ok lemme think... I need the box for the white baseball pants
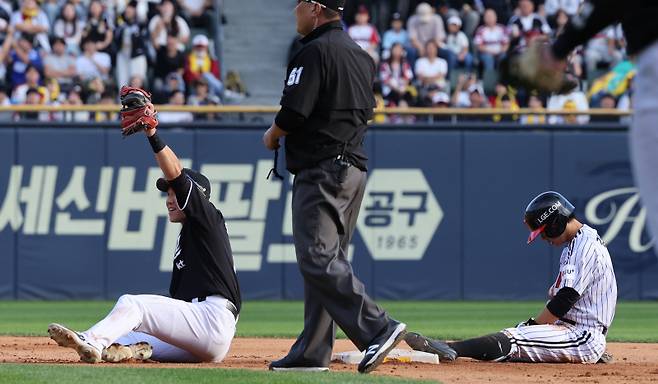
[502,323,606,363]
[82,294,237,362]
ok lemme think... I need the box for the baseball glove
[120,86,158,136]
[500,40,578,95]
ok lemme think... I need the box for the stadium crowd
[0,0,633,124]
[342,0,633,123]
[0,0,250,122]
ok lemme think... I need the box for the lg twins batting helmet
[524,191,575,243]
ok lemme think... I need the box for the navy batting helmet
[524,191,575,243]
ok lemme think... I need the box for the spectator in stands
[414,40,448,92]
[95,89,119,122]
[0,85,11,121]
[521,91,547,124]
[407,2,455,71]
[445,16,472,72]
[158,90,193,123]
[62,84,89,122]
[380,42,415,107]
[382,13,411,61]
[452,73,488,107]
[18,87,49,121]
[551,8,570,38]
[188,77,219,120]
[114,2,148,89]
[590,93,620,123]
[42,0,60,28]
[584,24,625,75]
[0,24,12,82]
[0,4,11,46]
[223,70,249,103]
[12,64,48,104]
[473,8,509,71]
[154,34,185,93]
[84,75,106,104]
[76,37,111,81]
[11,0,51,52]
[178,0,215,36]
[149,0,190,52]
[81,0,114,54]
[543,0,580,25]
[547,88,589,124]
[9,33,43,88]
[507,0,550,48]
[45,37,76,91]
[491,83,519,122]
[53,2,84,55]
[183,34,222,98]
[348,5,381,64]
[154,71,185,103]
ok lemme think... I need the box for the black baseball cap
[156,168,211,199]
[311,0,345,12]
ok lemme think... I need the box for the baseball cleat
[404,332,457,362]
[597,350,613,364]
[102,342,153,363]
[358,320,407,374]
[48,323,102,363]
[269,355,329,372]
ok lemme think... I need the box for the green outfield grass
[0,364,432,384]
[0,300,656,342]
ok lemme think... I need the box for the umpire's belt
[560,318,607,335]
[191,296,239,320]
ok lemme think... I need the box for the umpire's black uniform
[272,19,394,367]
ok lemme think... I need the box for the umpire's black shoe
[269,355,329,372]
[404,332,457,362]
[358,320,407,374]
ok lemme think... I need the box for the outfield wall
[1,123,656,300]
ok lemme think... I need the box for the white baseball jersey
[503,224,617,363]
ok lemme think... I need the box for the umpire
[263,0,406,375]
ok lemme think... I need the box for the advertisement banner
[0,126,655,300]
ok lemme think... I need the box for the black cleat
[269,354,329,372]
[358,321,407,374]
[404,332,457,362]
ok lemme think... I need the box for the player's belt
[191,296,239,320]
[560,317,608,335]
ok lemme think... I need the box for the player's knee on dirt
[448,332,511,361]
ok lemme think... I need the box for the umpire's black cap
[156,168,211,199]
[312,0,345,12]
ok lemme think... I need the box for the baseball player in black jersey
[405,191,617,364]
[263,0,407,374]
[510,1,658,256]
[48,88,241,363]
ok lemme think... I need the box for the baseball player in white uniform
[47,88,241,363]
[406,191,618,364]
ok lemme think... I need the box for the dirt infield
[1,337,657,383]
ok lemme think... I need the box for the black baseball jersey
[553,0,658,58]
[277,20,376,174]
[168,171,241,313]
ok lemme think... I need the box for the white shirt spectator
[76,51,111,80]
[408,11,446,47]
[544,0,581,16]
[473,24,509,55]
[414,56,448,85]
[11,8,51,52]
[547,91,590,124]
[445,31,469,56]
[148,15,190,51]
[348,24,380,52]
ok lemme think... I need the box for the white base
[332,348,439,365]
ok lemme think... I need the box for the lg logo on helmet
[538,202,562,224]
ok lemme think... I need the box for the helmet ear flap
[544,214,569,238]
